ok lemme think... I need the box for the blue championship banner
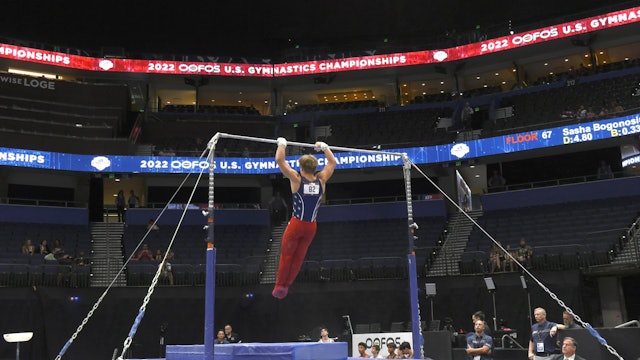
[1,113,638,174]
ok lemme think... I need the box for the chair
[354,323,370,334]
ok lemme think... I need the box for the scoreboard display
[0,113,638,174]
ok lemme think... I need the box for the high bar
[213,132,404,157]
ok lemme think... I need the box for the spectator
[487,170,506,192]
[160,258,174,285]
[21,238,35,255]
[596,160,613,180]
[471,311,492,337]
[318,327,334,343]
[224,324,241,343]
[357,342,370,358]
[558,311,581,330]
[489,242,504,273]
[517,238,533,269]
[128,190,140,208]
[466,319,493,360]
[39,239,51,255]
[115,190,126,222]
[397,342,413,359]
[553,337,585,360]
[53,239,65,256]
[242,147,250,157]
[215,330,229,344]
[147,219,160,231]
[461,102,474,129]
[75,251,89,266]
[385,342,400,359]
[135,244,154,261]
[269,192,288,226]
[504,244,516,272]
[371,344,383,358]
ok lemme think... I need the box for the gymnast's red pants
[273,217,316,297]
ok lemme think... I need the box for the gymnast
[272,137,337,299]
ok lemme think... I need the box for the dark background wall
[0,270,610,360]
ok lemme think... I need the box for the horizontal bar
[215,132,404,157]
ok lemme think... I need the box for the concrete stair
[89,222,127,287]
[426,210,483,277]
[259,223,285,284]
[611,228,640,265]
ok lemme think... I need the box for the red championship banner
[0,6,638,76]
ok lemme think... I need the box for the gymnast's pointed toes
[272,285,289,299]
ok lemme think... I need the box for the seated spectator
[53,239,65,256]
[21,238,35,255]
[516,238,533,269]
[135,244,154,260]
[147,219,160,231]
[504,244,516,272]
[39,239,51,255]
[489,242,503,273]
[596,160,613,180]
[610,101,624,113]
[75,251,89,266]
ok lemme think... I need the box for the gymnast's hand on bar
[277,137,287,147]
[315,141,328,151]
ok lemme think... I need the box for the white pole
[212,132,404,157]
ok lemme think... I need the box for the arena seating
[0,222,91,287]
[123,224,271,286]
[461,195,640,274]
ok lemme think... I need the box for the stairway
[611,232,640,265]
[90,222,127,287]
[426,209,483,276]
[259,223,286,284]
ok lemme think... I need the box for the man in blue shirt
[528,307,559,360]
[466,319,493,360]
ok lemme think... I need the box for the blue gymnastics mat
[165,342,348,360]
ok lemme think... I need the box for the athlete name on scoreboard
[561,115,640,144]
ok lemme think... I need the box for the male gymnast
[272,137,337,299]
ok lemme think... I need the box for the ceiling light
[8,68,57,79]
[544,63,548,66]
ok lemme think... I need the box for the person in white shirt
[318,327,334,343]
[552,337,585,360]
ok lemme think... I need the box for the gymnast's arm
[276,137,300,181]
[315,141,337,184]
